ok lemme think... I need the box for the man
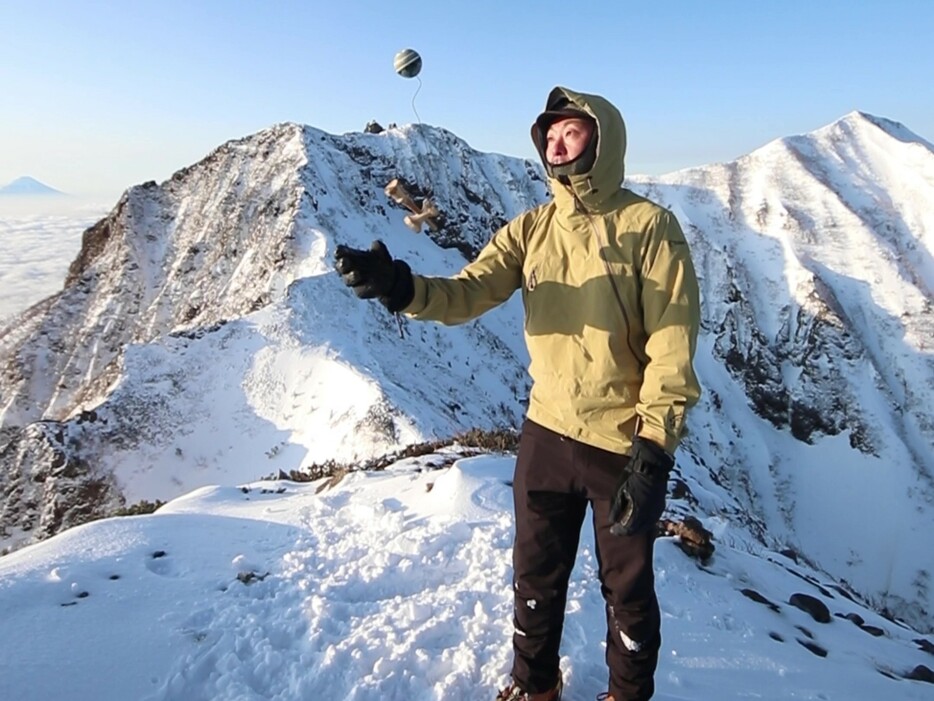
[334,87,701,701]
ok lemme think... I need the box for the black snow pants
[511,419,661,701]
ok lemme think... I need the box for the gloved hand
[334,240,415,312]
[609,436,674,536]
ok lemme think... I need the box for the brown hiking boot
[495,676,563,701]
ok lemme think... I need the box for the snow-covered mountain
[0,176,64,196]
[629,110,934,633]
[0,112,932,641]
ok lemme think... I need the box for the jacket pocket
[523,258,578,336]
[599,260,646,364]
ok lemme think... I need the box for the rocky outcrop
[0,420,123,545]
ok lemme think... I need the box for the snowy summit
[0,111,932,700]
[0,175,64,196]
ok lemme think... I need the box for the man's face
[544,117,594,166]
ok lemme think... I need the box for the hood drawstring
[585,176,597,196]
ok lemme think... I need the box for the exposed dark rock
[714,283,875,450]
[741,588,781,613]
[906,665,934,683]
[783,566,835,598]
[658,516,715,562]
[796,638,828,657]
[669,477,697,504]
[237,571,270,585]
[789,593,832,623]
[66,213,118,287]
[837,612,865,626]
[0,422,124,542]
[829,584,857,602]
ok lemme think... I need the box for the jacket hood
[531,86,628,211]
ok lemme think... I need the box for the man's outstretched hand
[334,240,414,312]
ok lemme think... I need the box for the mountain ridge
[1,112,932,633]
[843,109,934,151]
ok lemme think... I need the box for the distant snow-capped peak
[0,176,64,196]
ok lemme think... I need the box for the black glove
[334,240,414,313]
[609,437,674,536]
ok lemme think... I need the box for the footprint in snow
[59,571,122,607]
[145,549,177,577]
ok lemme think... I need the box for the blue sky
[2,0,932,197]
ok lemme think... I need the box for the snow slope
[631,111,934,632]
[1,453,930,701]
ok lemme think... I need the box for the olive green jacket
[404,87,701,455]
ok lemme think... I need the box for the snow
[0,454,930,701]
[1,111,933,699]
[628,112,934,632]
[0,176,64,196]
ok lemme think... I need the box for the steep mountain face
[639,112,933,451]
[0,122,546,545]
[631,111,934,631]
[1,114,931,631]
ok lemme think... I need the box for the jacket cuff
[636,423,678,455]
[401,275,428,315]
